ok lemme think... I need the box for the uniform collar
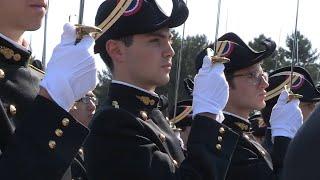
[0,33,31,66]
[108,81,160,112]
[222,111,251,133]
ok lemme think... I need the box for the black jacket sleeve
[0,96,89,180]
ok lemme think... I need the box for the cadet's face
[123,28,175,91]
[0,0,47,31]
[300,101,317,122]
[228,64,269,114]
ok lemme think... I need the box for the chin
[256,101,266,110]
[25,18,43,31]
[158,74,170,86]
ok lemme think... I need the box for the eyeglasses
[232,71,268,86]
[77,95,98,106]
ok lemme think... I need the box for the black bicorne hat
[169,99,193,128]
[266,66,320,103]
[94,0,189,54]
[261,66,320,125]
[195,32,276,74]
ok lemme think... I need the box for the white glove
[40,23,98,111]
[192,55,229,123]
[270,90,303,139]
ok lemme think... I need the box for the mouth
[161,63,172,69]
[29,2,47,9]
[257,91,267,98]
[88,114,94,119]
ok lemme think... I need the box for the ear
[105,40,125,63]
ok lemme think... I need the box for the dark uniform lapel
[107,83,185,164]
[0,35,42,127]
[0,35,41,151]
[223,113,274,180]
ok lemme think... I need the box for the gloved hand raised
[192,54,229,123]
[40,23,98,111]
[270,90,303,139]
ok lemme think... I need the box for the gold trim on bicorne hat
[265,73,299,101]
[170,106,193,124]
[136,95,155,106]
[95,0,133,40]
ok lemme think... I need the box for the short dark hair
[225,71,236,89]
[98,35,134,72]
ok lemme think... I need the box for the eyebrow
[146,31,173,39]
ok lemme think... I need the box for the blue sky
[26,0,320,71]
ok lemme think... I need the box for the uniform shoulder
[90,106,145,132]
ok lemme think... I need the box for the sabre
[42,0,49,70]
[288,0,303,101]
[171,0,188,122]
[207,0,229,64]
[78,0,85,25]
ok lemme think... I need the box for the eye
[149,38,161,43]
[247,72,256,79]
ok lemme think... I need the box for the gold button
[0,69,5,79]
[140,111,148,120]
[62,118,70,127]
[218,136,223,142]
[159,134,166,142]
[13,54,21,61]
[49,140,56,149]
[216,144,222,150]
[78,148,84,156]
[9,105,16,115]
[172,159,178,166]
[112,101,119,108]
[243,134,250,140]
[219,127,225,134]
[55,129,63,137]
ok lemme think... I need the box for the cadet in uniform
[262,66,320,123]
[195,32,303,180]
[0,0,97,178]
[260,66,320,164]
[85,0,240,179]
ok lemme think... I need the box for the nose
[163,42,175,59]
[259,75,269,89]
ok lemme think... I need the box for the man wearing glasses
[195,32,303,180]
